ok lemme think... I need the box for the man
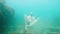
[24,12,39,30]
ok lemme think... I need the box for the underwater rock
[0,0,14,34]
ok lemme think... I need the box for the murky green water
[1,0,60,34]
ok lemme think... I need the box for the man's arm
[29,18,40,27]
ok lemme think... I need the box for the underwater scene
[0,0,60,34]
